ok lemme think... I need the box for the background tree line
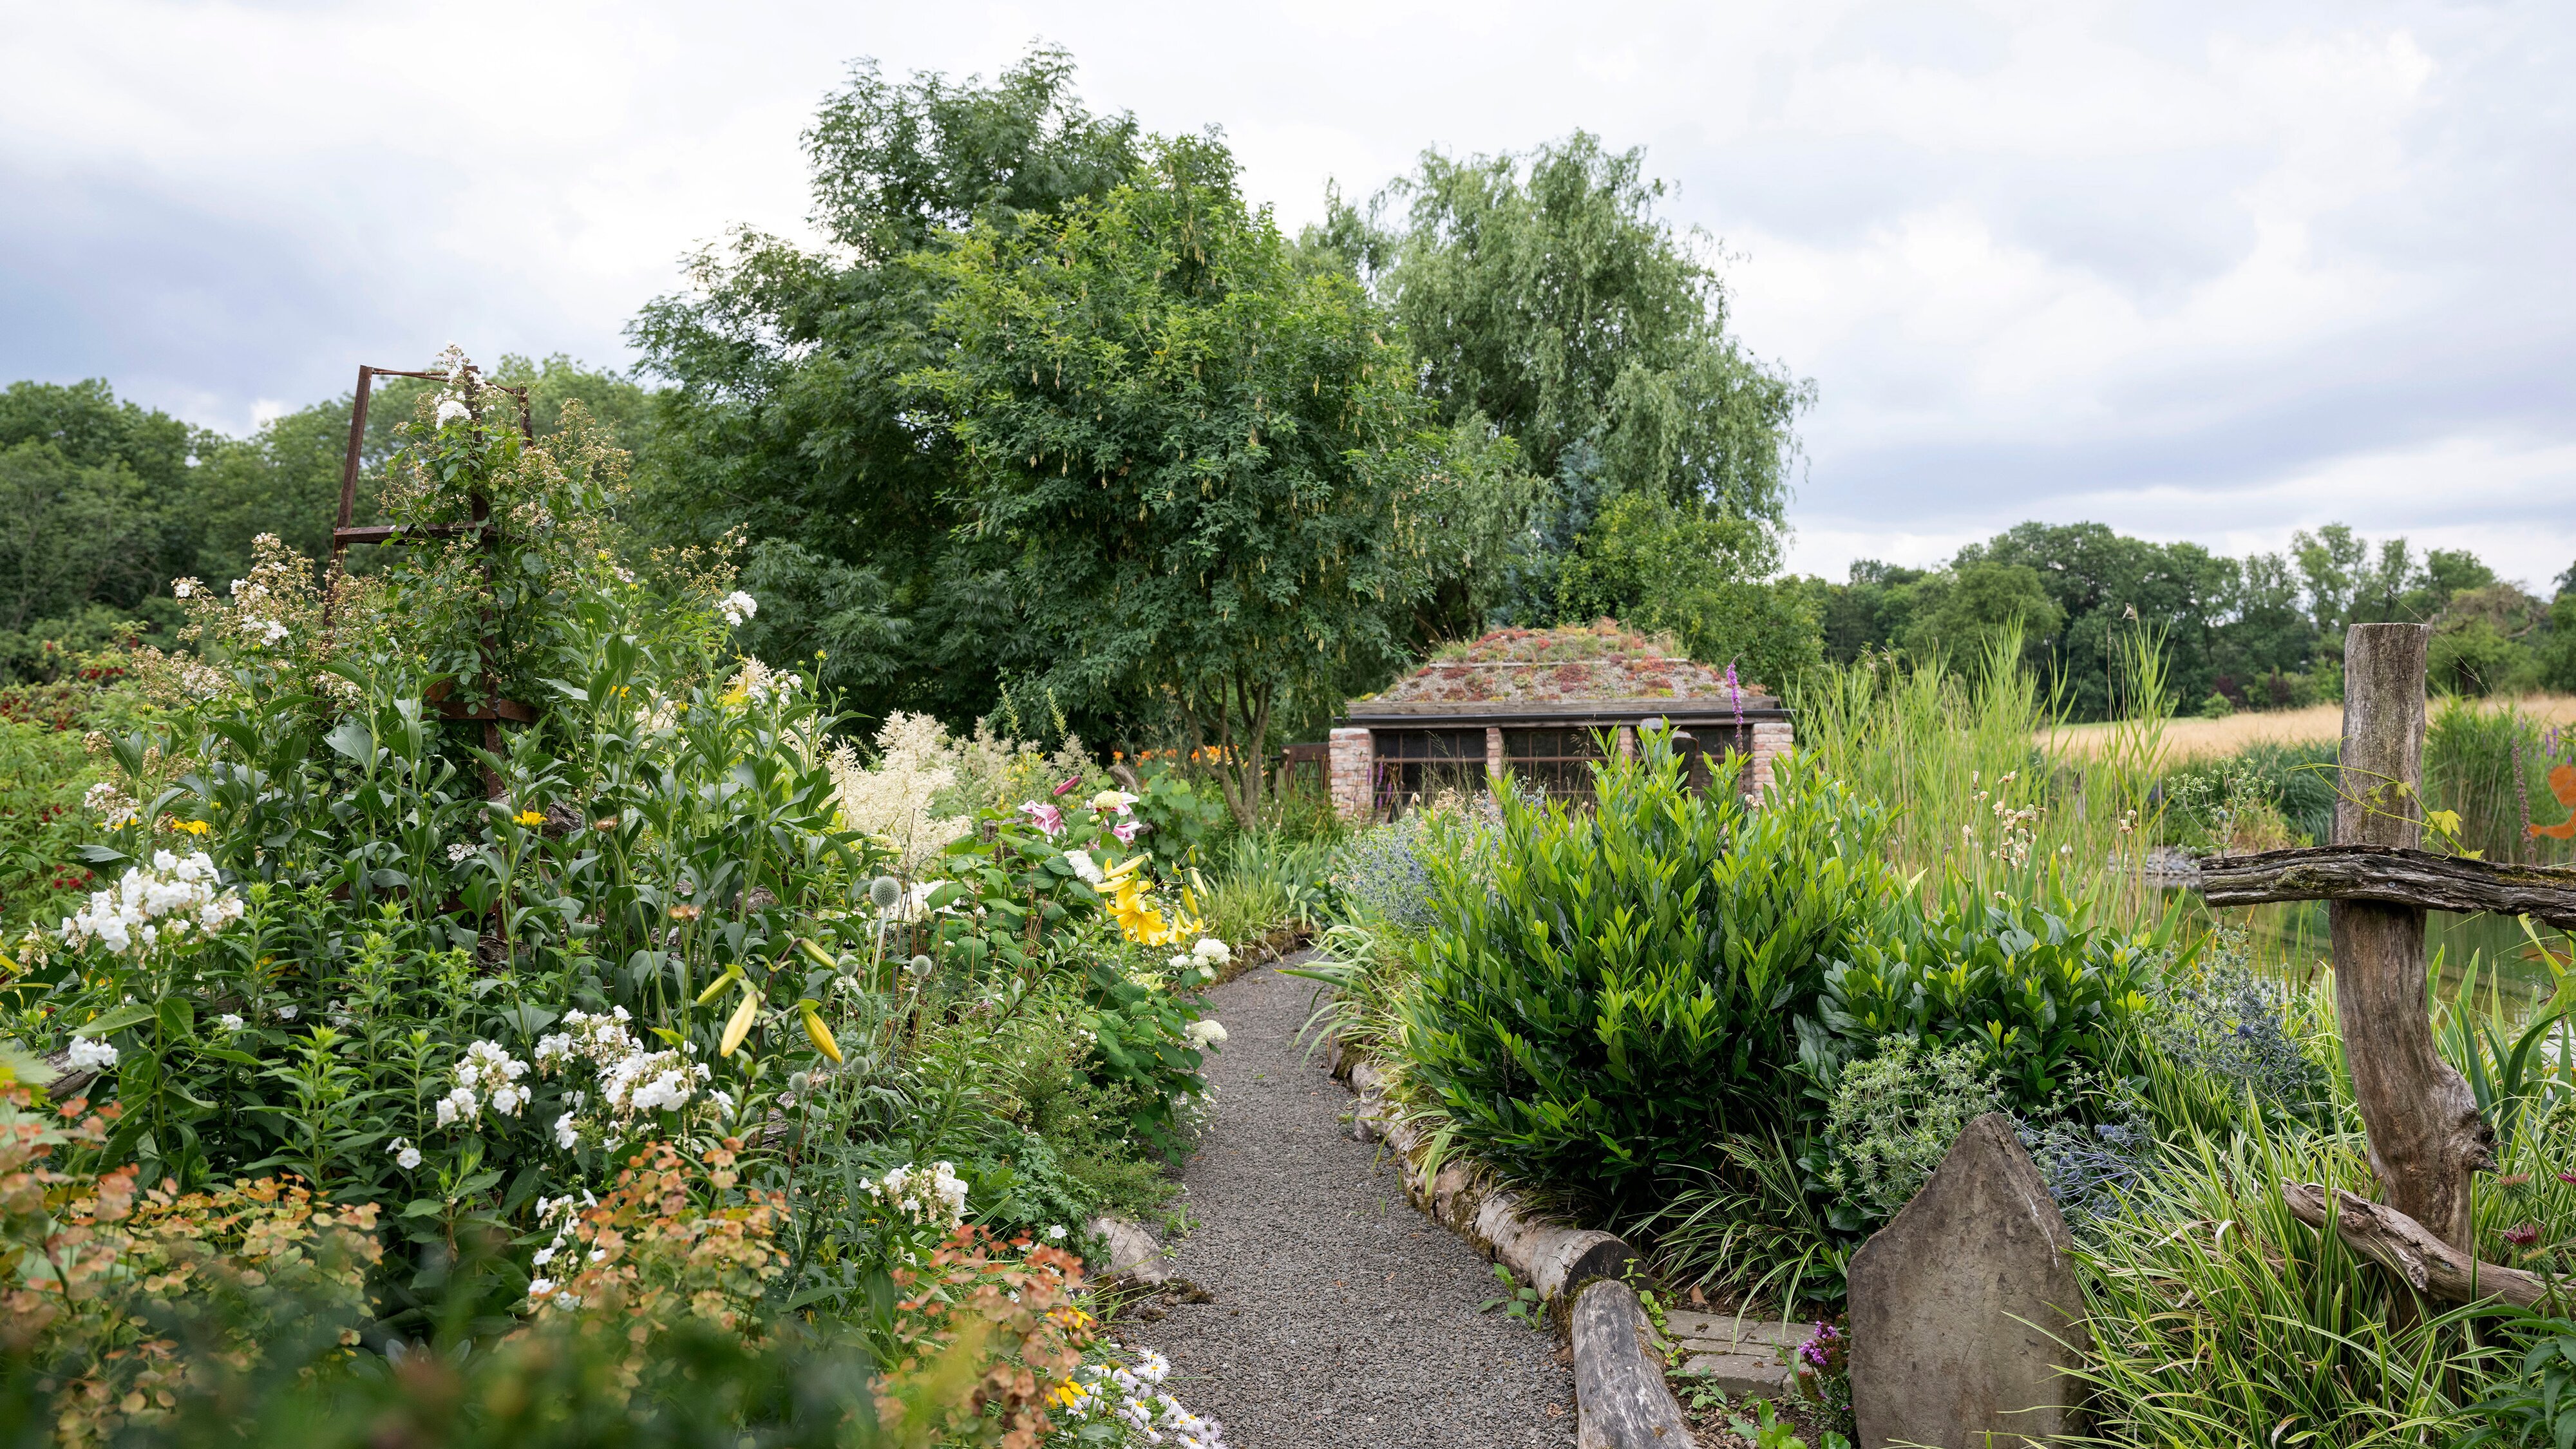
[1806,520,2576,719]
[8,44,2571,746]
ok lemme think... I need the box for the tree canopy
[906,135,1515,823]
[1312,133,1814,628]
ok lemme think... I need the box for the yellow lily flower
[719,988,761,1057]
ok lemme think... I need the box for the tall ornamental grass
[2428,696,2576,866]
[1795,629,2172,929]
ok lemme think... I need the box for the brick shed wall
[1746,720,1794,802]
[1328,727,1374,821]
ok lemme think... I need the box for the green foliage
[1817,1037,2002,1226]
[1397,734,1897,1208]
[2426,696,2573,864]
[906,131,1515,828]
[2460,1318,2576,1449]
[1321,131,1811,630]
[629,46,1150,734]
[2069,1121,2510,1446]
[1906,559,2065,674]
[1553,491,1824,692]
[1477,1262,1544,1328]
[1803,518,2569,723]
[1073,954,1211,1159]
[1812,885,2157,1110]
[0,717,99,938]
[1794,634,2165,920]
[2162,755,2300,853]
[1128,767,1226,871]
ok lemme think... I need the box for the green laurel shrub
[1396,732,1900,1209]
[1813,884,2158,1110]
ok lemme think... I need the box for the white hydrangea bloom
[1184,1019,1227,1048]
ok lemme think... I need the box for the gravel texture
[1123,954,1578,1448]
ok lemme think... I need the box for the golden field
[2046,693,2576,761]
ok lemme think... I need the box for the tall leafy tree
[1316,132,1812,626]
[907,135,1509,826]
[629,46,1149,729]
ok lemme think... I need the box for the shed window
[1372,728,1487,815]
[1504,727,1608,803]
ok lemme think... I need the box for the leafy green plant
[1817,1037,2002,1227]
[1398,734,1898,1209]
[2458,1316,2576,1448]
[1811,882,2161,1110]
[1479,1263,1543,1328]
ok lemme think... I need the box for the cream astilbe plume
[828,712,970,872]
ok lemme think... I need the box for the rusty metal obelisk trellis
[328,363,539,800]
[2202,623,2576,1306]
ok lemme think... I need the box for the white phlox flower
[82,782,140,829]
[716,591,758,627]
[864,1160,969,1227]
[216,1014,244,1032]
[388,1137,422,1170]
[66,1036,118,1072]
[59,851,243,957]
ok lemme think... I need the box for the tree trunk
[2333,623,2493,1254]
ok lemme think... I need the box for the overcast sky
[5,1,2570,589]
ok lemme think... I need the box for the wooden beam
[2201,844,2576,927]
[2332,623,2493,1255]
[2281,1182,2557,1308]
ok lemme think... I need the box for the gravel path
[1124,954,1578,1449]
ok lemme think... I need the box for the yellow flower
[173,819,211,837]
[515,810,545,828]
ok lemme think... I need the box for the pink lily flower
[1112,818,1143,845]
[1019,801,1065,837]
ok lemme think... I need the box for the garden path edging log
[1569,1278,1694,1449]
[1327,1037,1669,1444]
[1334,1047,1639,1305]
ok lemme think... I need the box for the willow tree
[908,135,1515,827]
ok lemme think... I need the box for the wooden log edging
[1571,1279,1694,1449]
[2280,1181,2561,1307]
[2201,844,2576,929]
[1338,1050,1640,1302]
[1327,1039,1687,1446]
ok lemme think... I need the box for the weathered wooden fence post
[2333,623,2493,1251]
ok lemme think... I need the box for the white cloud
[0,0,2567,591]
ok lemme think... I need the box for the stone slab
[1676,1352,1794,1397]
[1665,1312,1807,1350]
[1848,1112,2088,1449]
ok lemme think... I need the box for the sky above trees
[3,0,2570,589]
